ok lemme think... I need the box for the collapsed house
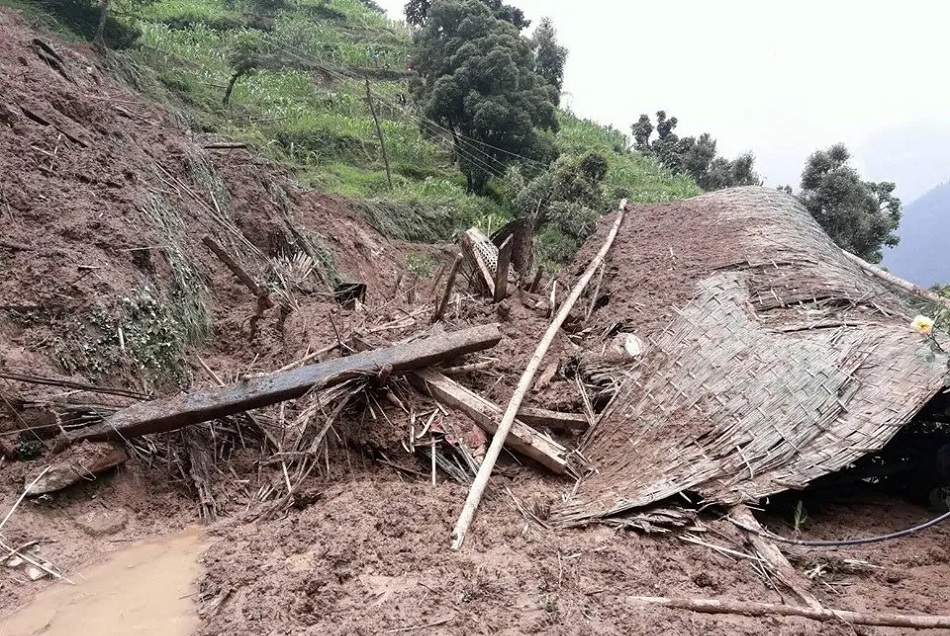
[553,186,948,524]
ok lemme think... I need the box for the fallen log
[516,407,589,432]
[626,595,950,629]
[64,324,503,444]
[408,370,573,474]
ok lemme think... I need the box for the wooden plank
[516,407,589,432]
[493,236,512,303]
[66,325,504,444]
[408,369,571,474]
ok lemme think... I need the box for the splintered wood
[408,370,575,475]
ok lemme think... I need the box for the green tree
[531,17,567,97]
[510,151,609,263]
[223,32,265,105]
[799,143,901,263]
[411,0,558,193]
[632,110,761,190]
[404,0,529,29]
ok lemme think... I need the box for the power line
[256,36,548,175]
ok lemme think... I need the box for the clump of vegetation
[47,289,193,389]
[406,253,437,278]
[410,0,559,193]
[508,151,608,265]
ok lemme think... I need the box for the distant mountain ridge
[882,181,950,287]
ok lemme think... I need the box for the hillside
[3,0,696,266]
[882,181,950,286]
[7,3,950,636]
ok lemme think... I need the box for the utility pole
[365,78,393,190]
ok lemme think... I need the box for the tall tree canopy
[631,111,760,191]
[531,17,567,98]
[799,143,901,263]
[404,0,529,30]
[411,0,558,192]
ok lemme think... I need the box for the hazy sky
[375,0,950,202]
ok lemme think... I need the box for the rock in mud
[75,508,129,536]
[24,442,128,496]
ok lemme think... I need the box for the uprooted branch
[63,324,503,444]
[626,595,950,629]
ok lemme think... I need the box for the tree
[510,151,609,263]
[531,18,567,97]
[632,110,761,190]
[404,0,529,30]
[411,0,558,193]
[224,32,265,105]
[799,143,901,263]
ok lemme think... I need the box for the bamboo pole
[450,201,628,550]
[626,595,950,629]
[841,249,950,311]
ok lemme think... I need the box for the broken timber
[409,369,574,475]
[516,407,589,432]
[64,324,503,444]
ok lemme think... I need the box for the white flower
[911,315,935,335]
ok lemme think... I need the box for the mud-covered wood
[66,324,503,443]
[517,407,589,431]
[409,369,572,474]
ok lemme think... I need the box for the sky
[375,0,950,203]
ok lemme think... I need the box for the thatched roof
[553,187,947,525]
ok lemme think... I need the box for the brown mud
[0,8,948,636]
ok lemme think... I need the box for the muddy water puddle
[1,528,206,636]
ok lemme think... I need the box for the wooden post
[493,236,512,303]
[408,370,572,474]
[202,235,273,308]
[433,254,463,323]
[528,266,543,293]
[65,324,503,444]
[365,79,393,191]
[450,201,628,550]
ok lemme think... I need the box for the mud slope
[1,10,949,636]
[0,8,417,394]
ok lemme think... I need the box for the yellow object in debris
[911,315,934,335]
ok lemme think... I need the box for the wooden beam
[516,407,589,432]
[408,369,572,474]
[730,505,822,610]
[65,325,504,444]
[433,254,463,323]
[202,235,272,308]
[493,236,512,303]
